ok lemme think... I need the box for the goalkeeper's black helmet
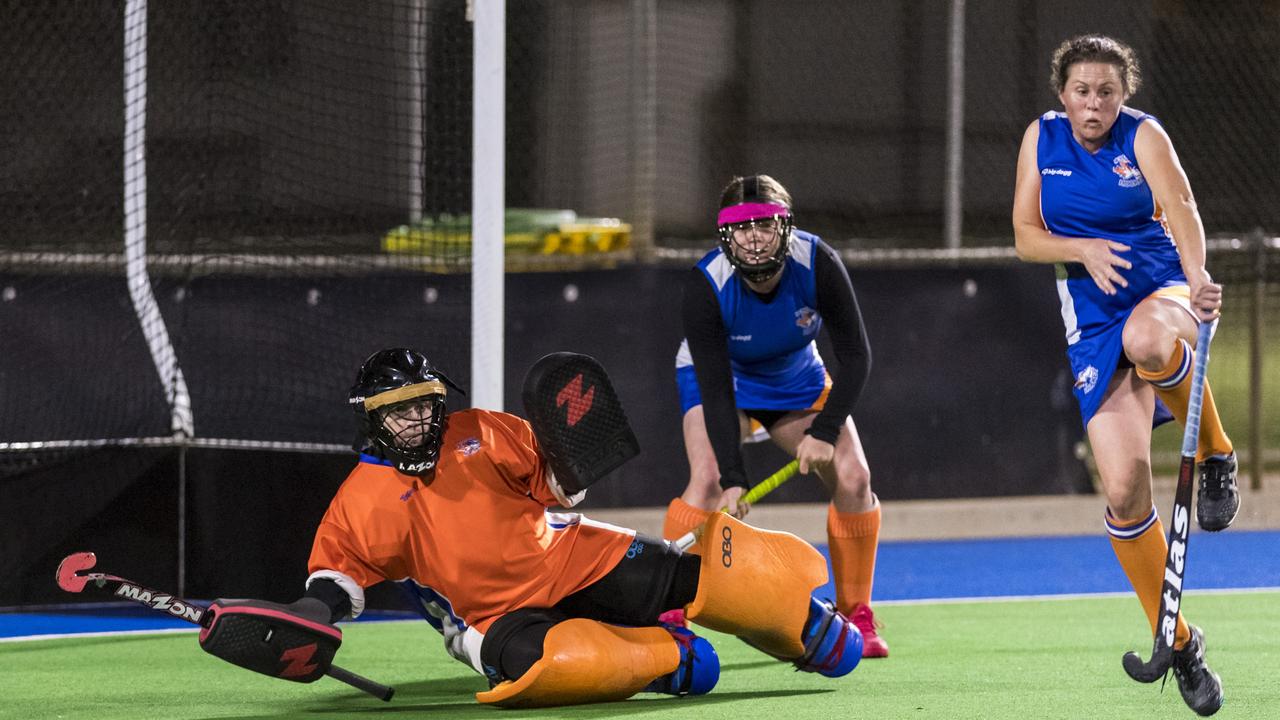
[349,348,464,477]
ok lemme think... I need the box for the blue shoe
[795,597,863,677]
[645,624,719,696]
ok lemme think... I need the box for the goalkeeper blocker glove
[198,597,341,683]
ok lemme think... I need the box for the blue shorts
[1066,283,1194,429]
[676,364,830,416]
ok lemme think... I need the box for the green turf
[5,592,1277,719]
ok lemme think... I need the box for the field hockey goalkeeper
[204,348,864,708]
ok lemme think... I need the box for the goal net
[1,0,481,467]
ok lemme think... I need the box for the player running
[215,348,863,708]
[1012,34,1231,716]
[662,174,887,658]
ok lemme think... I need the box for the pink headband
[717,202,790,226]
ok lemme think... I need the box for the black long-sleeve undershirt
[682,239,871,490]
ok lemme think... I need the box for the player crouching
[200,348,861,707]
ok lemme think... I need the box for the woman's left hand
[795,435,835,475]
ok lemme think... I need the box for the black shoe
[1197,453,1239,531]
[1172,625,1223,716]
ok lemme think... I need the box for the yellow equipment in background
[382,208,631,257]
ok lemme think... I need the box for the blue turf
[0,606,414,640]
[0,610,196,637]
[5,531,1277,639]
[809,529,1280,603]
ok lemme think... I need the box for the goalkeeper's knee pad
[684,513,828,660]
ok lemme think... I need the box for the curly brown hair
[1050,35,1141,96]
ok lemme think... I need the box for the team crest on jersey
[1112,155,1144,188]
[1074,365,1100,394]
[456,437,481,456]
[794,307,818,332]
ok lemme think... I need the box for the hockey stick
[55,552,395,702]
[1122,321,1213,683]
[674,459,802,551]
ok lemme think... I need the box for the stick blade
[1122,648,1171,683]
[56,552,98,593]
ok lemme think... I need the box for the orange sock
[827,501,881,615]
[1106,507,1191,649]
[1135,338,1233,461]
[662,497,712,542]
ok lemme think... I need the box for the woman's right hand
[1187,268,1223,322]
[1078,239,1133,295]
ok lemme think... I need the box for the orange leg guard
[475,619,679,708]
[684,513,828,659]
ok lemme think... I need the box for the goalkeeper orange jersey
[308,408,634,633]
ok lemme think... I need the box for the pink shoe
[657,608,688,628]
[851,603,889,658]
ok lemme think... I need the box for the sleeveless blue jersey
[675,229,827,411]
[1038,106,1187,425]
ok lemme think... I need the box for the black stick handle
[327,664,395,702]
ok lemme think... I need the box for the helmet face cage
[717,213,793,284]
[368,393,447,475]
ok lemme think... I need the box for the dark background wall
[1,262,1090,607]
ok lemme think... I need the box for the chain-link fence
[1152,234,1280,487]
[5,1,1276,252]
[525,0,1279,247]
[1,1,1276,476]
